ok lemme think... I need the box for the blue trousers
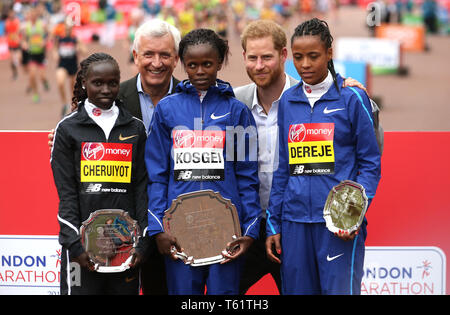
[280,221,366,295]
[164,256,242,295]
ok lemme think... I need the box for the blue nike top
[266,74,381,235]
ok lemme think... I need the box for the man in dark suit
[119,19,180,134]
[118,75,179,123]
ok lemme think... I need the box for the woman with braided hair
[51,53,148,294]
[146,28,260,295]
[265,18,381,294]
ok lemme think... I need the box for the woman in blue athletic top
[265,18,381,295]
[145,28,260,295]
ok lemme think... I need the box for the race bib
[172,130,225,181]
[59,42,76,58]
[80,142,132,183]
[288,123,335,175]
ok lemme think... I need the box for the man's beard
[247,66,283,89]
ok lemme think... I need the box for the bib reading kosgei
[172,130,225,181]
[288,123,335,175]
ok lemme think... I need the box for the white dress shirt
[250,73,291,216]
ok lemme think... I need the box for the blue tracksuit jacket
[145,79,261,241]
[266,74,381,235]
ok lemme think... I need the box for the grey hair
[133,19,181,54]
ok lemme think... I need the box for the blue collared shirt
[136,73,174,133]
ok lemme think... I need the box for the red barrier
[365,132,449,294]
[0,131,59,236]
[0,131,448,294]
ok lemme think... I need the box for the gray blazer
[233,74,299,109]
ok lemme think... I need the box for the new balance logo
[177,171,192,180]
[86,183,102,193]
[292,165,305,175]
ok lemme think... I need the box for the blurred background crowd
[0,0,448,130]
[1,0,447,40]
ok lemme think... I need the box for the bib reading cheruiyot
[80,142,132,183]
[288,123,335,175]
[172,130,225,181]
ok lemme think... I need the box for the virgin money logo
[82,142,105,161]
[173,130,195,148]
[289,124,306,143]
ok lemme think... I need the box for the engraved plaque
[80,209,140,273]
[163,190,241,266]
[323,180,368,234]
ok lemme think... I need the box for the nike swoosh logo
[210,112,231,120]
[119,134,138,141]
[327,253,344,262]
[323,107,345,114]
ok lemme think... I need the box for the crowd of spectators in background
[2,0,446,42]
[0,0,447,105]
